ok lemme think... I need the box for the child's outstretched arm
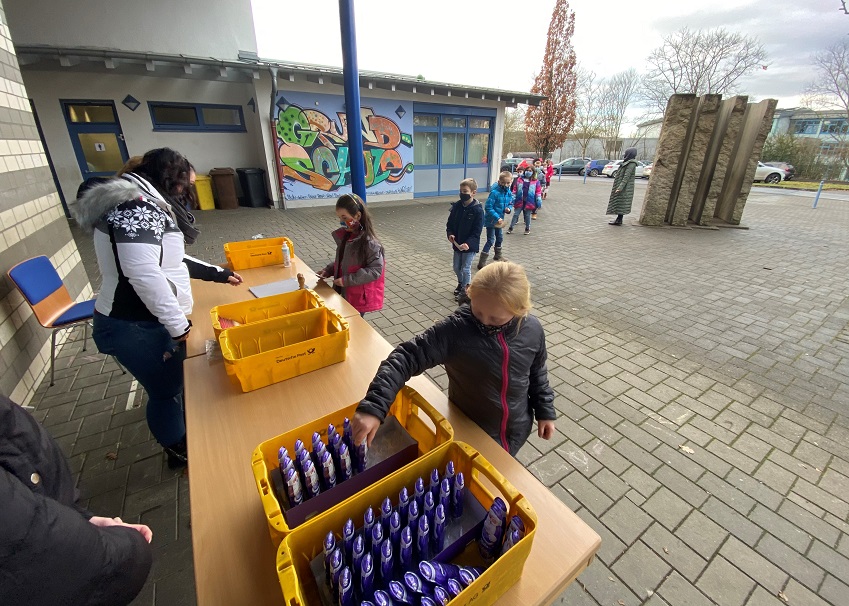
[353,320,452,445]
[528,332,557,439]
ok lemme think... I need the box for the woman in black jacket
[0,395,152,605]
[352,262,556,456]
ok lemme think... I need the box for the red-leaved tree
[525,0,578,159]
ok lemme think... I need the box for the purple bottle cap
[294,439,305,452]
[324,531,336,554]
[372,521,384,543]
[281,454,293,470]
[447,578,463,597]
[435,504,446,524]
[364,506,376,527]
[455,472,465,488]
[421,597,438,606]
[414,477,425,496]
[328,423,336,436]
[445,461,455,478]
[458,568,475,587]
[362,553,374,574]
[399,487,410,504]
[492,496,507,511]
[424,491,435,514]
[343,518,355,539]
[362,602,376,606]
[418,514,429,535]
[381,497,392,518]
[429,468,440,488]
[433,586,450,606]
[389,581,410,604]
[390,511,401,532]
[278,446,288,461]
[440,478,451,497]
[401,525,412,546]
[381,538,392,559]
[339,566,352,589]
[374,590,392,606]
[510,515,525,533]
[330,547,344,572]
[403,571,424,594]
[353,534,365,556]
[312,431,322,445]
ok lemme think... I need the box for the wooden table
[186,257,360,358]
[184,314,601,605]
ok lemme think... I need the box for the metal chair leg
[50,329,57,386]
[112,356,127,375]
[82,321,88,351]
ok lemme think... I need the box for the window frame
[148,101,247,133]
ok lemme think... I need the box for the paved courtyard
[28,176,849,605]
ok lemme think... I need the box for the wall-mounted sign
[94,143,106,152]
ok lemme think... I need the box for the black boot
[609,214,623,225]
[164,436,188,469]
[477,252,489,270]
[493,246,503,261]
[457,287,471,306]
[453,283,462,300]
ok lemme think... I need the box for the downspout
[267,65,285,209]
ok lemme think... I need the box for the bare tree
[841,1,849,14]
[806,41,849,176]
[642,27,768,116]
[572,67,604,159]
[598,69,641,160]
[525,0,578,159]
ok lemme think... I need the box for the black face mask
[471,311,514,336]
[459,193,472,202]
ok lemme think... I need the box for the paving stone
[71,426,122,456]
[550,482,582,512]
[696,555,756,606]
[720,534,790,596]
[566,552,639,606]
[706,440,759,474]
[561,471,613,517]
[749,504,812,552]
[515,442,542,466]
[819,574,849,606]
[818,468,849,503]
[776,498,841,548]
[725,468,784,511]
[701,497,763,547]
[555,441,604,478]
[642,487,692,531]
[755,533,824,591]
[807,540,849,586]
[579,415,623,446]
[585,439,631,475]
[528,450,572,487]
[616,420,663,452]
[653,444,706,481]
[551,579,601,606]
[622,466,661,499]
[123,477,178,517]
[613,437,662,474]
[78,465,130,500]
[612,540,671,600]
[590,468,630,501]
[600,497,653,546]
[653,465,709,508]
[752,459,797,495]
[676,509,728,560]
[779,579,832,606]
[656,571,715,606]
[791,478,848,520]
[642,522,707,582]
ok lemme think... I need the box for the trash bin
[194,175,215,210]
[209,167,238,209]
[236,168,269,208]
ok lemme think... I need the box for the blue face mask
[523,171,533,178]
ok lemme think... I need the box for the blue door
[61,101,130,179]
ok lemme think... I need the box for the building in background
[770,107,848,180]
[0,0,541,402]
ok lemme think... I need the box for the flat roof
[15,45,545,106]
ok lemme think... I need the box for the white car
[643,163,652,178]
[602,160,647,178]
[754,161,785,184]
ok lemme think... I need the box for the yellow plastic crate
[252,385,454,544]
[224,237,295,270]
[276,441,536,606]
[210,289,325,339]
[219,307,349,392]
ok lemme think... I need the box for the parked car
[602,160,647,178]
[585,159,610,177]
[554,157,591,175]
[643,163,653,178]
[763,161,795,181]
[754,161,785,184]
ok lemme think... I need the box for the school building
[0,0,541,403]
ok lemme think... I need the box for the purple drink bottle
[451,472,465,519]
[380,539,393,588]
[398,487,410,527]
[337,442,353,482]
[342,518,355,564]
[438,478,451,514]
[432,504,446,554]
[323,531,336,585]
[338,567,354,606]
[399,526,413,573]
[416,515,430,561]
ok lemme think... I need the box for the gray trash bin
[236,168,268,208]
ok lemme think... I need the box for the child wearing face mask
[507,167,542,235]
[350,261,556,457]
[446,178,484,305]
[316,193,385,315]
[478,171,514,270]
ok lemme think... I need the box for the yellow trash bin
[194,175,214,210]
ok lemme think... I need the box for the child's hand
[352,411,381,447]
[333,277,344,287]
[459,243,469,251]
[538,420,556,440]
[448,235,456,243]
[495,219,504,228]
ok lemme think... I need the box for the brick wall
[0,1,91,404]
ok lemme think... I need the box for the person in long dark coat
[606,147,639,225]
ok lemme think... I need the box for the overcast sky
[251,0,845,128]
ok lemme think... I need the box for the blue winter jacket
[484,183,514,227]
[446,198,484,253]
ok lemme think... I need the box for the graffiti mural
[275,92,414,200]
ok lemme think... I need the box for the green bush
[761,134,845,180]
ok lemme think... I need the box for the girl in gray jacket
[352,262,556,456]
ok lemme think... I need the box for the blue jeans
[483,226,503,253]
[92,313,186,447]
[452,250,476,288]
[509,208,533,231]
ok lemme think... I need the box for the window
[822,119,848,135]
[413,114,438,127]
[469,118,491,129]
[468,133,489,164]
[414,131,438,165]
[793,119,820,135]
[148,102,246,132]
[66,104,117,123]
[443,116,466,128]
[441,132,465,164]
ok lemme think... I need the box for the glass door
[61,101,130,179]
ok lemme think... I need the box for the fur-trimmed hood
[72,175,174,234]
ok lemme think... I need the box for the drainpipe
[267,66,285,209]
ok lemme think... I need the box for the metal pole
[583,162,588,185]
[812,180,825,209]
[339,0,367,202]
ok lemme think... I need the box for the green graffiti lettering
[277,106,319,147]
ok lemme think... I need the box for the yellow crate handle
[251,447,283,519]
[407,390,454,443]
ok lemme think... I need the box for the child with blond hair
[352,261,556,456]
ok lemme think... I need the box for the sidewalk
[29,179,849,605]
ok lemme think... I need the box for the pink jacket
[323,228,385,313]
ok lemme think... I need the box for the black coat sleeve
[357,319,453,421]
[463,205,484,248]
[0,469,152,606]
[183,254,235,283]
[528,329,556,421]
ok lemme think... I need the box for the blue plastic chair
[8,256,98,385]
